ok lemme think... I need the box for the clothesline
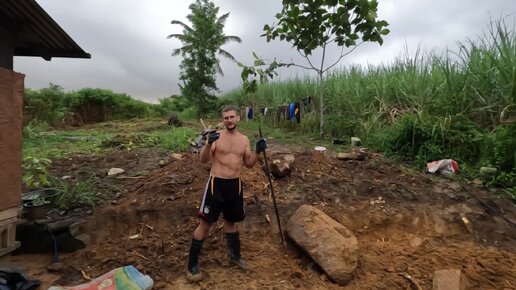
[240,96,314,124]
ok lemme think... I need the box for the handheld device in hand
[202,128,217,136]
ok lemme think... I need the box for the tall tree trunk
[318,72,324,136]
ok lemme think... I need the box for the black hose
[45,224,59,263]
[463,185,516,228]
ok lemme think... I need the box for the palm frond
[218,48,237,62]
[217,13,230,26]
[167,33,186,40]
[215,59,224,76]
[171,48,182,56]
[222,35,242,44]
[171,45,194,56]
[170,20,193,32]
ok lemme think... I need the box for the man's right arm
[200,130,219,163]
[200,143,213,163]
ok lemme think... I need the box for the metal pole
[259,126,285,244]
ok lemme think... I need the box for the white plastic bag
[426,159,460,176]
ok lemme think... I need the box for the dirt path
[7,143,516,289]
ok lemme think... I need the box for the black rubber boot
[225,232,249,270]
[186,238,204,282]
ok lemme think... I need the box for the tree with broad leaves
[168,0,241,117]
[258,0,389,135]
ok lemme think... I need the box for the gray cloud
[13,0,516,103]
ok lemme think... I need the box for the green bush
[24,86,195,124]
[23,119,51,139]
[152,95,191,117]
[22,156,52,189]
[24,84,69,125]
[478,124,516,172]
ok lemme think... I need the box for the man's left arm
[243,137,267,168]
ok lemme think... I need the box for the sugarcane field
[1,1,515,290]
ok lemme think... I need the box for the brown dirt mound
[10,147,516,289]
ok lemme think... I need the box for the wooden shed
[0,0,90,256]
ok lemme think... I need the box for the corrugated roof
[0,0,90,60]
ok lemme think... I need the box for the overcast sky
[13,0,516,103]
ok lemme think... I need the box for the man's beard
[226,124,237,130]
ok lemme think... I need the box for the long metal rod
[259,126,285,244]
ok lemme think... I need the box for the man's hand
[206,130,220,145]
[255,138,267,153]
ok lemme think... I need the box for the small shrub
[51,176,99,209]
[22,156,52,189]
[23,119,51,139]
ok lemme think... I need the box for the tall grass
[220,19,516,188]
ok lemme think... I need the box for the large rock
[432,269,469,290]
[337,152,365,161]
[287,205,358,285]
[267,154,295,178]
[167,112,183,127]
[107,168,124,176]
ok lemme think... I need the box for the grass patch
[50,175,100,209]
[23,130,114,159]
[156,127,197,151]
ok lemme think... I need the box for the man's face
[222,110,240,130]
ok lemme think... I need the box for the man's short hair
[222,105,239,115]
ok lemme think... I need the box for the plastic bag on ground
[48,266,153,290]
[426,159,460,176]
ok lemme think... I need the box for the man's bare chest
[216,138,245,156]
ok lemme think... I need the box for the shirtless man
[187,105,267,281]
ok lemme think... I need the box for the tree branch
[297,50,319,71]
[285,62,317,71]
[320,43,327,72]
[323,41,364,73]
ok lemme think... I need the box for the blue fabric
[289,103,295,119]
[247,107,253,119]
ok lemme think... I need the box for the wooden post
[0,208,20,256]
[0,27,14,70]
[0,68,24,256]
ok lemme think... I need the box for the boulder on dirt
[267,154,295,178]
[168,112,183,127]
[351,137,361,146]
[47,262,66,272]
[107,168,125,176]
[158,159,171,167]
[171,153,183,160]
[432,269,469,290]
[337,152,365,161]
[286,205,358,285]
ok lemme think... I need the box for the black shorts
[198,176,246,223]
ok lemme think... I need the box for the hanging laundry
[276,106,282,123]
[284,105,290,120]
[304,96,313,112]
[294,101,301,123]
[289,102,296,121]
[247,107,254,120]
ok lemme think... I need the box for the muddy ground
[4,140,516,289]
